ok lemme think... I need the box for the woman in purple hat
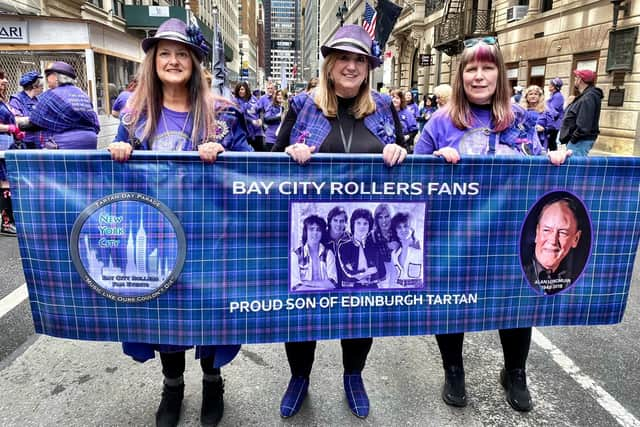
[273,24,407,420]
[108,17,252,427]
[415,36,571,413]
[27,61,100,149]
[9,71,43,149]
[536,77,565,151]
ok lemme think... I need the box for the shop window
[528,59,546,89]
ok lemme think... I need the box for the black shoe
[442,366,467,407]
[201,377,224,426]
[500,368,533,412]
[156,383,184,427]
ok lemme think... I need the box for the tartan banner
[5,151,640,345]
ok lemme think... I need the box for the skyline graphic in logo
[70,193,186,303]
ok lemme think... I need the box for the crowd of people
[0,14,607,426]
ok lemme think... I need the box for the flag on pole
[375,0,402,50]
[362,2,377,40]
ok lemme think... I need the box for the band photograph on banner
[289,202,426,292]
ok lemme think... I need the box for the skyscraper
[264,0,300,88]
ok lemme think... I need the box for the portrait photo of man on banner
[289,202,425,292]
[519,191,592,295]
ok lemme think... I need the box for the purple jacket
[234,95,263,138]
[415,103,542,156]
[538,90,564,131]
[397,107,418,135]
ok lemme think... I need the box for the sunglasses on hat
[463,36,498,49]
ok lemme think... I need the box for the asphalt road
[1,235,640,426]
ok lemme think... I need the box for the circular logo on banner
[70,193,187,303]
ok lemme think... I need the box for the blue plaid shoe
[279,376,309,418]
[344,373,369,418]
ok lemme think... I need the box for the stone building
[386,0,638,155]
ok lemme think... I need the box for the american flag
[362,2,377,40]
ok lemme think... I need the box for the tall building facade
[264,0,301,87]
[239,0,259,87]
[383,0,640,156]
[301,0,320,82]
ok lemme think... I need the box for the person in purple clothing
[0,70,25,236]
[404,90,420,121]
[536,77,564,151]
[111,77,138,118]
[273,24,407,420]
[520,85,546,149]
[108,18,251,427]
[8,71,43,149]
[233,81,264,151]
[27,61,100,149]
[415,36,571,413]
[391,89,419,151]
[263,89,284,149]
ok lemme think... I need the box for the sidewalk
[0,333,587,426]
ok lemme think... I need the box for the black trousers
[248,136,265,152]
[285,338,373,378]
[546,129,559,151]
[160,351,219,380]
[435,327,531,371]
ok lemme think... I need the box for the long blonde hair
[449,41,513,132]
[125,44,221,148]
[314,53,376,119]
[520,85,545,113]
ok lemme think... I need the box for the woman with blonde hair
[434,83,452,107]
[520,85,546,148]
[273,24,407,420]
[108,18,252,427]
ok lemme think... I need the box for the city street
[1,235,640,426]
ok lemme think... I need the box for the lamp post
[336,1,348,27]
[239,49,244,81]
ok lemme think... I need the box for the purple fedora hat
[321,24,381,68]
[142,18,208,60]
[44,61,76,79]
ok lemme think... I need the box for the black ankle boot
[156,383,184,427]
[201,377,224,426]
[442,365,467,407]
[500,368,533,412]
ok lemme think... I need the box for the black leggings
[160,351,219,380]
[435,327,532,371]
[285,338,373,378]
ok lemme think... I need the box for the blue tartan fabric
[5,151,640,346]
[344,373,369,417]
[289,91,397,148]
[29,84,100,134]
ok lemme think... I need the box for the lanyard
[336,111,355,153]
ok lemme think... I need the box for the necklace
[471,110,493,135]
[336,110,355,153]
[160,107,192,141]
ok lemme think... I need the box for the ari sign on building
[0,20,28,44]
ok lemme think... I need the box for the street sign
[419,54,433,66]
[241,69,249,77]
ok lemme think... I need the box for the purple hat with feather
[321,24,382,69]
[142,18,209,60]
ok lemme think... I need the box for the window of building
[528,59,546,88]
[86,0,103,8]
[571,51,599,91]
[541,0,552,12]
[506,62,519,92]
